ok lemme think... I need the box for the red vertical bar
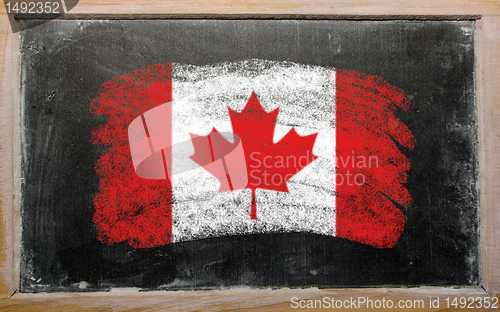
[335,69,415,248]
[91,64,173,248]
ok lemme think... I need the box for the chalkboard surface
[19,19,478,292]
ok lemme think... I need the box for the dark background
[19,19,478,292]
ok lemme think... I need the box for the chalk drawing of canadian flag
[90,60,416,249]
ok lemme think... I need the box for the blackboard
[19,19,478,292]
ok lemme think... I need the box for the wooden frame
[1,1,499,310]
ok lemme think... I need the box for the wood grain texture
[0,12,19,299]
[0,0,498,15]
[1,288,499,311]
[480,14,500,295]
[1,0,500,310]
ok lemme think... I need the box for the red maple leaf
[190,91,318,219]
